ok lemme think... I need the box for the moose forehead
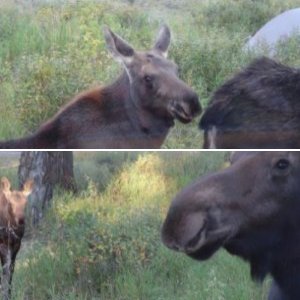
[231,151,299,165]
[132,51,178,73]
[9,191,27,203]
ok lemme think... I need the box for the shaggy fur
[200,57,300,148]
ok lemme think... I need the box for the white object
[245,8,300,55]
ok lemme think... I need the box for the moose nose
[161,224,182,252]
[18,217,25,225]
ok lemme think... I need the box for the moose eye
[144,75,153,83]
[143,75,154,89]
[275,159,290,170]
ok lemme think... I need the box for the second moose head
[0,25,201,149]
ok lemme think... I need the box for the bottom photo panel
[0,151,297,300]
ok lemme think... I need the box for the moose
[200,57,300,148]
[0,177,33,300]
[0,25,201,149]
[162,152,300,299]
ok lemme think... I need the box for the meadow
[0,151,270,299]
[1,0,300,148]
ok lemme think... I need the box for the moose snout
[185,91,202,117]
[18,217,25,225]
[161,232,181,252]
[173,91,201,124]
[161,224,188,253]
[161,215,183,252]
[161,205,208,254]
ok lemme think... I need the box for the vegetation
[0,0,300,147]
[0,151,270,299]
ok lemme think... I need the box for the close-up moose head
[162,152,300,299]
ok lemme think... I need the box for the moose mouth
[184,225,232,261]
[187,238,227,260]
[170,102,194,123]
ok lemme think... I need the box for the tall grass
[10,152,270,299]
[1,0,300,147]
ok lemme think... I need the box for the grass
[0,151,20,186]
[0,0,300,147]
[1,151,270,299]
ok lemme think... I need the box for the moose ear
[103,26,135,65]
[153,24,171,58]
[1,177,11,193]
[22,179,34,197]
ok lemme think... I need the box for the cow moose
[0,177,33,300]
[162,152,300,299]
[0,25,201,149]
[200,57,300,149]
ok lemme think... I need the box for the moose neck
[109,72,173,142]
[225,208,300,299]
[270,216,300,299]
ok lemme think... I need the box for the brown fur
[0,178,33,300]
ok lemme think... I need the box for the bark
[18,152,76,225]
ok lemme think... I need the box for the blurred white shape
[245,8,300,56]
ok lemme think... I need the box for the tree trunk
[18,152,76,225]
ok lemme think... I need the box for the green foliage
[0,1,155,134]
[0,152,20,187]
[74,151,138,191]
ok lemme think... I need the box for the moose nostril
[18,218,25,225]
[170,243,180,251]
[164,240,180,251]
[161,233,181,251]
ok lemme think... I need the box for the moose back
[200,57,300,149]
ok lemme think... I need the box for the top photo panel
[1,0,300,149]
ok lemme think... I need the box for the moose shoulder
[0,25,201,149]
[162,152,300,300]
[200,57,300,149]
[0,177,33,300]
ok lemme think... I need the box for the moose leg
[1,247,12,300]
[8,243,20,289]
[268,280,287,300]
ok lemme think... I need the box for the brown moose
[0,177,33,300]
[0,25,201,149]
[200,57,300,149]
[162,152,300,299]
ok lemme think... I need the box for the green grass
[5,151,270,299]
[0,151,20,186]
[0,0,300,147]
